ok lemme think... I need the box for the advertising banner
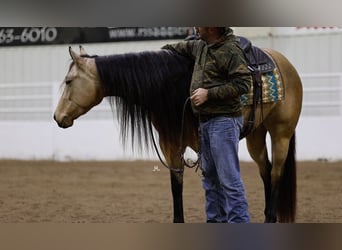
[273,27,342,36]
[0,27,194,46]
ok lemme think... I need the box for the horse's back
[261,49,303,130]
[263,48,302,100]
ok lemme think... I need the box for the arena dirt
[0,160,341,223]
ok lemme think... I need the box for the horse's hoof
[264,217,277,223]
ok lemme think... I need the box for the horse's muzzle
[53,114,73,128]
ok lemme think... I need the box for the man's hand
[191,88,208,106]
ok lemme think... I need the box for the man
[162,27,251,223]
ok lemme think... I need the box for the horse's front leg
[170,170,184,223]
[158,140,185,222]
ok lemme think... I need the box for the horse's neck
[86,58,102,84]
[95,52,164,99]
[95,55,126,97]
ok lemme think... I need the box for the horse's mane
[94,49,195,150]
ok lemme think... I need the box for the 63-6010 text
[0,28,58,45]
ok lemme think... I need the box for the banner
[0,27,194,47]
[273,27,342,36]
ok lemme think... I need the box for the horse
[54,45,302,223]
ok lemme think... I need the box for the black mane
[94,49,195,150]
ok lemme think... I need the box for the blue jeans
[200,116,250,223]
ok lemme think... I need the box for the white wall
[0,40,184,161]
[1,29,342,161]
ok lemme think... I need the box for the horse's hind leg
[246,125,274,222]
[269,131,297,223]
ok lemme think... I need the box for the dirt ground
[0,160,341,223]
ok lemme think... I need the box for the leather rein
[149,97,199,173]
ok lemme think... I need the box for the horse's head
[54,46,104,128]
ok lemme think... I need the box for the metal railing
[300,73,342,116]
[0,73,342,121]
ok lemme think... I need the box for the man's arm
[161,40,197,60]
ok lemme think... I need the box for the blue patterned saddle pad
[241,67,284,106]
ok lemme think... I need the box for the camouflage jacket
[162,29,252,116]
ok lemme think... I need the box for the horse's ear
[69,46,86,69]
[69,46,80,62]
[79,45,88,56]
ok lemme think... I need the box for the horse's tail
[277,132,297,223]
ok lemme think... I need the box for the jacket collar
[207,27,235,48]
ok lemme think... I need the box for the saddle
[237,36,275,73]
[237,36,276,139]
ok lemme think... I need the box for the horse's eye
[65,79,72,85]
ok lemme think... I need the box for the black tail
[277,133,297,222]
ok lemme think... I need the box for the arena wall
[0,28,341,161]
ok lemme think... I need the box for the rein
[179,97,200,169]
[149,97,199,173]
[148,120,184,173]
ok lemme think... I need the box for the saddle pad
[240,67,284,106]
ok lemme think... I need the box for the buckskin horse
[53,42,302,223]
